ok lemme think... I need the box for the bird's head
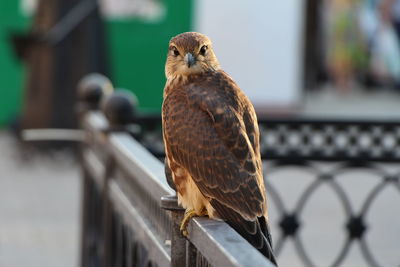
[165,32,220,79]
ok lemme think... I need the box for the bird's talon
[180,209,197,237]
[182,229,189,237]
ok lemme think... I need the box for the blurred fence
[76,74,400,267]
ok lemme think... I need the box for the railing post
[78,73,114,267]
[99,90,138,267]
[185,240,197,267]
[161,195,187,267]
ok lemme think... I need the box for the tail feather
[210,199,278,265]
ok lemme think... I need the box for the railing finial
[77,73,114,111]
[101,89,138,127]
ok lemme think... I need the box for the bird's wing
[211,199,277,264]
[164,157,176,191]
[163,71,265,220]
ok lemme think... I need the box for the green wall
[0,0,193,126]
[106,0,193,113]
[0,1,29,126]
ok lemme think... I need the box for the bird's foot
[180,209,196,237]
[180,208,207,237]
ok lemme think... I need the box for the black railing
[80,112,274,267]
[130,116,400,267]
[77,74,400,267]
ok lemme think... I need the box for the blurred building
[0,0,192,129]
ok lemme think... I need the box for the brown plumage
[162,32,277,264]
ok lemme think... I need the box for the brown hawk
[162,32,277,264]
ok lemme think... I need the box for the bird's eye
[199,45,208,56]
[171,47,180,56]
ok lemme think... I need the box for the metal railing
[79,111,275,267]
[76,74,399,267]
[258,119,400,267]
[128,116,400,266]
[24,75,400,267]
[129,116,400,267]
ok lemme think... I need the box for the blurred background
[0,0,399,266]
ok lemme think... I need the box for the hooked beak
[184,53,196,68]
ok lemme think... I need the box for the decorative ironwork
[128,115,400,267]
[259,119,400,162]
[129,116,400,162]
[265,161,400,267]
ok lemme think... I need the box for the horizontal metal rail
[82,148,105,190]
[188,217,275,267]
[108,133,174,200]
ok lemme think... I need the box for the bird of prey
[162,32,277,264]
